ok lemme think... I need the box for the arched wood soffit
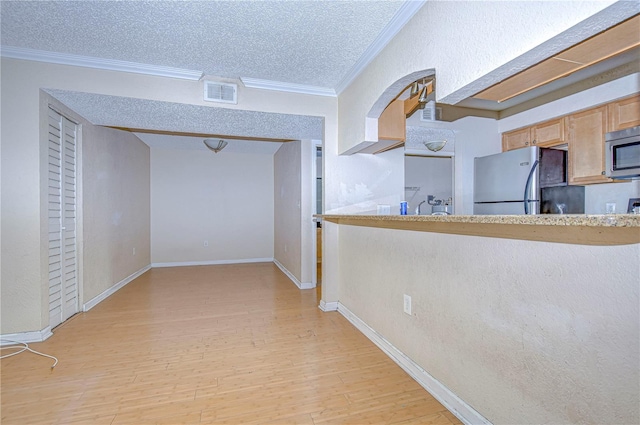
[367,69,435,119]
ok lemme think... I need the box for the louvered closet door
[48,108,78,329]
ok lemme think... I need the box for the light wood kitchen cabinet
[607,94,640,132]
[532,117,566,147]
[501,96,635,185]
[567,105,612,185]
[502,127,531,151]
[378,98,405,141]
[502,117,566,151]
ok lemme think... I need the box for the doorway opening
[405,154,454,215]
[314,144,322,299]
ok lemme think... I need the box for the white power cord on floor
[0,339,58,369]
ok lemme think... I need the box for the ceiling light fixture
[410,81,420,97]
[419,78,433,104]
[418,87,429,104]
[203,139,228,153]
[424,140,447,152]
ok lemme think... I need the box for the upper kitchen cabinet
[502,117,566,151]
[502,127,531,151]
[608,94,640,132]
[378,98,406,142]
[532,118,566,147]
[567,105,611,185]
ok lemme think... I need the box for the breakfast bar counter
[319,214,640,246]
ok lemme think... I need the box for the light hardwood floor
[1,263,462,425]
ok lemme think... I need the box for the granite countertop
[319,214,640,227]
[318,214,640,245]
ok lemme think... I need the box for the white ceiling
[1,0,415,92]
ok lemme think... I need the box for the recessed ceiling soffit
[472,14,640,104]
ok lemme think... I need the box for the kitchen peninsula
[320,213,640,245]
[319,211,639,424]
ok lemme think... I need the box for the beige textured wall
[338,225,639,424]
[274,141,302,281]
[81,125,150,302]
[1,62,43,332]
[151,147,274,264]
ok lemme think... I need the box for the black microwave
[605,125,640,179]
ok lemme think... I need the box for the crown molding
[241,77,336,97]
[334,0,427,95]
[0,46,204,81]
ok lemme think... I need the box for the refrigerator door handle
[523,159,539,214]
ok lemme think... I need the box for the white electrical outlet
[132,247,136,255]
[204,240,209,247]
[403,294,412,315]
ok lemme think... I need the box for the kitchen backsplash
[585,179,640,214]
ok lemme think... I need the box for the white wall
[273,139,318,288]
[324,146,405,214]
[151,148,274,265]
[2,63,46,332]
[81,125,150,302]
[586,181,640,214]
[338,225,639,424]
[274,141,302,281]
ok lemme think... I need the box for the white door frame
[311,140,322,286]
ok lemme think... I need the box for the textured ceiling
[1,0,406,89]
[4,1,414,149]
[45,89,324,141]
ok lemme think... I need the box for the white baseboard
[337,303,491,425]
[318,300,338,311]
[273,259,315,290]
[0,326,53,346]
[151,258,273,268]
[83,264,151,312]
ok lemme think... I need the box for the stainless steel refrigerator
[474,147,540,215]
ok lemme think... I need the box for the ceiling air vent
[420,100,441,122]
[204,81,237,104]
